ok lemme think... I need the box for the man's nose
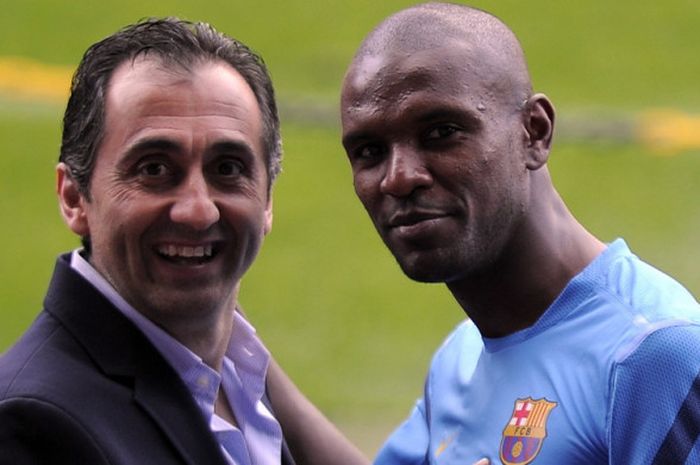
[169,173,220,230]
[379,146,432,197]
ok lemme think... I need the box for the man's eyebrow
[123,138,257,159]
[341,131,371,149]
[342,107,483,148]
[415,107,482,128]
[125,138,181,157]
[209,140,256,157]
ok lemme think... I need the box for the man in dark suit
[0,18,343,465]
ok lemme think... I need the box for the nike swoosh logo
[435,432,458,458]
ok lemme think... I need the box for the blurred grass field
[1,0,698,455]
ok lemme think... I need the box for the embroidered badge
[500,397,557,465]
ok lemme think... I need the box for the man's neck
[159,307,236,371]
[448,193,605,338]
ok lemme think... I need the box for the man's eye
[216,159,243,177]
[426,125,459,140]
[138,162,170,177]
[355,144,384,160]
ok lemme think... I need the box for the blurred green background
[1,0,698,455]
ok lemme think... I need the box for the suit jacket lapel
[133,336,229,465]
[45,255,228,465]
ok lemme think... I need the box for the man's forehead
[344,42,486,101]
[100,56,265,154]
[107,57,257,110]
[109,55,196,89]
[341,49,490,138]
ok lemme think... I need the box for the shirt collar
[69,250,281,465]
[69,249,270,416]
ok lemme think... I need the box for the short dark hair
[60,18,281,198]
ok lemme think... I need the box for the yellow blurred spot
[435,432,457,458]
[638,109,700,156]
[0,56,72,102]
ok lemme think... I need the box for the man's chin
[396,257,450,284]
[137,291,227,322]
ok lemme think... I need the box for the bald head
[347,2,533,107]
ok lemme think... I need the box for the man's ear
[522,93,555,170]
[57,163,90,236]
[264,196,273,235]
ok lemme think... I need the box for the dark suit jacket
[0,254,295,465]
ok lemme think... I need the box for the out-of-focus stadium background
[1,0,698,455]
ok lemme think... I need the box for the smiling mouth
[156,244,217,264]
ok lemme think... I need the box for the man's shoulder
[0,308,145,456]
[578,242,700,368]
[595,240,699,324]
[0,308,106,406]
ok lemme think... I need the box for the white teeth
[158,244,214,258]
[191,246,206,258]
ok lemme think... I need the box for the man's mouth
[156,243,216,264]
[383,208,454,242]
[387,210,449,228]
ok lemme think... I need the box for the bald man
[270,3,700,465]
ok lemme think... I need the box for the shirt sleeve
[374,396,430,465]
[609,324,700,464]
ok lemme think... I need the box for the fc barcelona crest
[500,397,557,465]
